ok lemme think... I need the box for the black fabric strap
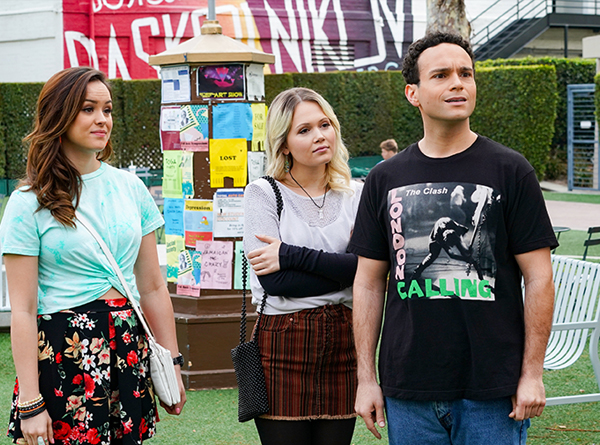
[240,256,268,343]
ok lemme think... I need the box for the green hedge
[476,57,595,178]
[119,79,162,169]
[109,79,162,169]
[109,78,127,168]
[0,79,164,179]
[0,63,573,184]
[269,71,422,156]
[0,89,3,179]
[0,83,41,179]
[264,73,293,102]
[471,65,558,179]
[270,66,557,178]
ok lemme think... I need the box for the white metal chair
[545,255,600,405]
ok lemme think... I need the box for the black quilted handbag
[231,176,282,422]
[230,273,269,422]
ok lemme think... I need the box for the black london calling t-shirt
[348,136,558,401]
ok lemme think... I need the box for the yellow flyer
[251,103,266,152]
[209,139,248,187]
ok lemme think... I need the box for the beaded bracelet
[17,394,43,410]
[18,398,45,413]
[18,402,46,420]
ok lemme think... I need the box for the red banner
[63,0,411,78]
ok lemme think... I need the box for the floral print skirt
[8,298,158,445]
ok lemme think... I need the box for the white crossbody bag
[76,212,181,407]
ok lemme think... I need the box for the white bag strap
[76,211,156,342]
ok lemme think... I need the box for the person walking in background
[379,139,398,161]
[0,67,186,445]
[349,32,557,444]
[244,87,363,445]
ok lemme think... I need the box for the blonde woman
[244,88,363,444]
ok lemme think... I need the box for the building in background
[0,0,422,81]
[0,0,599,82]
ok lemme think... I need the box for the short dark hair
[402,32,475,85]
[380,139,398,153]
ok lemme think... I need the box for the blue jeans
[385,396,530,445]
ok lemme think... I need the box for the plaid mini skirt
[8,298,158,445]
[257,304,358,420]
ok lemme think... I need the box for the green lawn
[543,191,600,205]
[1,331,600,444]
[543,189,600,261]
[552,229,600,262]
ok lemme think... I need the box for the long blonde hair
[265,87,352,193]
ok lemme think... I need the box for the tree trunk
[426,0,471,41]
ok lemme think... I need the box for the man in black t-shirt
[349,32,557,445]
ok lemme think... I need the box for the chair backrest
[583,226,600,261]
[545,256,600,370]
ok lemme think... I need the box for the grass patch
[148,389,388,444]
[528,350,600,444]
[1,331,599,444]
[0,332,389,444]
[543,191,600,205]
[552,229,600,262]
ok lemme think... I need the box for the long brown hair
[22,67,113,227]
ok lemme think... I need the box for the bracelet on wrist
[18,403,46,420]
[172,353,184,367]
[18,399,45,413]
[17,394,43,410]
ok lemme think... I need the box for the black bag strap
[239,176,284,344]
[262,175,283,220]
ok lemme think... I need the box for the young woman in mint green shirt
[0,67,186,445]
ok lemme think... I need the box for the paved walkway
[540,181,600,232]
[545,200,600,231]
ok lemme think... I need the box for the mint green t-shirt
[0,162,164,314]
